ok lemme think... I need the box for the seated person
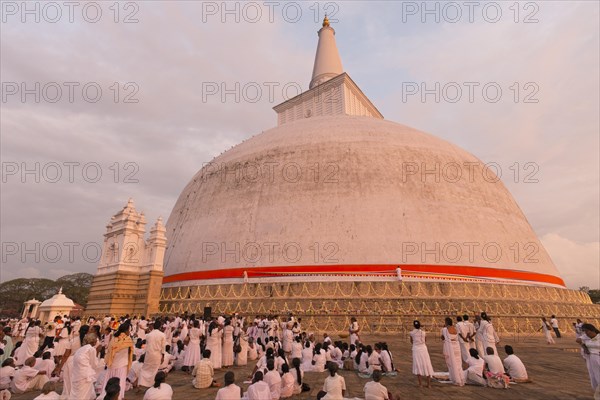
[215,371,242,400]
[317,363,346,400]
[192,349,220,389]
[363,370,391,400]
[10,357,48,394]
[245,371,271,400]
[483,347,504,375]
[503,345,530,382]
[33,381,60,400]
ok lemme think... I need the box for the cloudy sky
[1,1,598,290]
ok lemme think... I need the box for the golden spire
[322,15,330,27]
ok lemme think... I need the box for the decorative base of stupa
[159,281,599,334]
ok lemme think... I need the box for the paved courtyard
[10,333,595,400]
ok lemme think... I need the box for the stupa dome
[163,115,563,288]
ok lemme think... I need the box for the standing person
[235,332,248,367]
[183,320,202,371]
[222,319,235,368]
[462,315,476,350]
[317,363,346,400]
[349,317,360,345]
[206,320,223,369]
[539,318,555,344]
[456,316,469,362]
[550,315,561,338]
[15,321,43,366]
[215,371,242,400]
[441,317,465,386]
[409,320,434,388]
[39,317,59,353]
[53,321,70,365]
[139,321,166,389]
[137,317,148,340]
[103,323,134,400]
[577,323,600,399]
[479,312,499,355]
[69,333,99,400]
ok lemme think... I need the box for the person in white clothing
[68,333,98,400]
[0,359,15,390]
[349,317,360,345]
[33,381,60,400]
[483,347,504,375]
[139,321,166,388]
[318,363,346,400]
[263,359,281,400]
[280,364,295,399]
[462,349,486,386]
[550,315,561,338]
[539,318,555,344]
[10,357,48,394]
[502,345,529,382]
[409,320,434,388]
[245,371,271,400]
[363,370,390,400]
[142,371,172,400]
[215,371,242,400]
[577,324,600,398]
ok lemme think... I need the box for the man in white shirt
[483,347,504,375]
[139,320,166,388]
[263,359,281,400]
[11,357,48,394]
[503,345,529,382]
[364,370,390,400]
[550,315,561,338]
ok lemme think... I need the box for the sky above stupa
[1,1,598,289]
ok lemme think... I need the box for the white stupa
[37,287,75,323]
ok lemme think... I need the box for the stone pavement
[10,333,595,400]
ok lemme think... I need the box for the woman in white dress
[222,319,235,367]
[280,364,295,398]
[15,321,42,366]
[103,323,134,400]
[69,333,99,400]
[441,317,465,386]
[183,320,202,370]
[479,312,499,355]
[539,317,555,344]
[53,321,70,364]
[409,320,434,388]
[577,323,600,398]
[463,348,487,386]
[142,371,172,400]
[235,332,248,366]
[206,321,223,369]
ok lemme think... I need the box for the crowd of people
[0,312,597,399]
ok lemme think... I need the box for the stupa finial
[322,15,329,27]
